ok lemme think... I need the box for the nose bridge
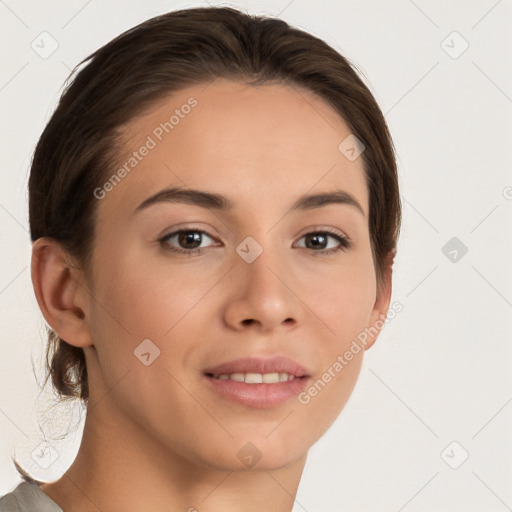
[224,234,299,331]
[237,235,287,295]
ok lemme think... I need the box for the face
[81,78,389,471]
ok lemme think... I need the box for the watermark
[134,338,161,366]
[237,441,262,468]
[441,236,468,263]
[440,31,469,60]
[298,301,403,405]
[93,97,198,200]
[338,133,365,161]
[440,441,469,469]
[31,31,59,59]
[236,236,264,263]
[31,440,59,469]
[151,97,198,141]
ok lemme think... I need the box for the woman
[0,5,400,511]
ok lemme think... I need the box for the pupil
[307,233,327,249]
[179,231,201,249]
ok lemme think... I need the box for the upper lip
[203,356,310,378]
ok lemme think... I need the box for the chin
[191,433,310,472]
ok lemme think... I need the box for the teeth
[263,372,280,383]
[214,372,297,383]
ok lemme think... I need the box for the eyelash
[158,227,352,256]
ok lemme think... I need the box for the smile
[202,356,311,408]
[209,372,297,383]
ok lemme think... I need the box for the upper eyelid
[162,222,349,235]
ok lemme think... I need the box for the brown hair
[15,5,400,481]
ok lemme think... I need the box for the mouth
[202,356,311,408]
[205,371,302,383]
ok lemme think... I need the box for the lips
[202,356,311,408]
[203,355,309,379]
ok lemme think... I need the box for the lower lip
[203,375,309,409]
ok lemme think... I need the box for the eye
[159,229,217,255]
[295,229,352,254]
[158,227,352,257]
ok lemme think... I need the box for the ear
[30,237,93,348]
[364,249,395,351]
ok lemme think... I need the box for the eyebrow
[134,186,365,216]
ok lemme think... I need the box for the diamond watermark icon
[441,31,469,59]
[338,134,365,161]
[31,441,59,469]
[442,236,468,263]
[134,338,161,366]
[236,236,263,263]
[31,31,59,59]
[237,442,262,468]
[441,441,469,469]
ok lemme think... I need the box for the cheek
[294,271,374,430]
[92,243,220,342]
[303,257,377,346]
[86,250,211,427]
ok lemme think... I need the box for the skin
[32,78,392,512]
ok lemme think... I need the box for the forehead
[99,78,369,220]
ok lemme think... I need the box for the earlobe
[30,237,93,348]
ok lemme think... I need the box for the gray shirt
[0,481,63,512]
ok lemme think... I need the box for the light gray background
[1,1,511,510]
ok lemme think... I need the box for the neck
[41,392,308,512]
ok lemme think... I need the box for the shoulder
[0,481,63,512]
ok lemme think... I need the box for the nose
[222,245,300,334]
